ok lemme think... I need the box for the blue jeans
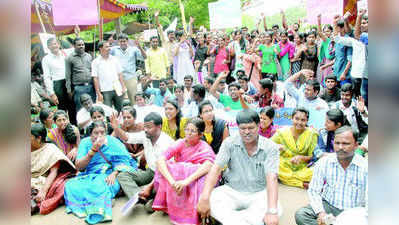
[361,78,368,106]
[73,84,96,111]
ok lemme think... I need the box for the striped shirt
[308,153,368,214]
[215,134,279,193]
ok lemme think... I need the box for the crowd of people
[31,8,368,225]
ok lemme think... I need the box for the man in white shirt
[92,41,127,112]
[285,69,329,111]
[111,112,174,209]
[42,38,75,119]
[76,94,116,130]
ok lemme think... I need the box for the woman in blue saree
[64,121,137,224]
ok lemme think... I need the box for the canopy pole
[34,0,47,33]
[97,0,103,41]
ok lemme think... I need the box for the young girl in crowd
[174,31,195,85]
[84,106,113,137]
[318,21,336,87]
[290,32,305,75]
[258,31,281,79]
[258,106,279,138]
[299,31,319,75]
[278,31,295,81]
[198,100,229,153]
[162,99,188,140]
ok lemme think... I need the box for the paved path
[31,183,308,225]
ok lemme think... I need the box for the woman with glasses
[153,118,216,225]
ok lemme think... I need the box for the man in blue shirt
[111,33,146,104]
[332,20,352,86]
[142,78,174,107]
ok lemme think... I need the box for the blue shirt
[110,46,143,80]
[145,88,174,107]
[333,35,353,79]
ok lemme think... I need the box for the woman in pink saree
[154,118,216,225]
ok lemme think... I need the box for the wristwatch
[267,208,278,215]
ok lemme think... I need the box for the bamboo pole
[34,0,47,33]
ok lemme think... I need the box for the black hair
[53,110,68,122]
[175,84,185,92]
[73,37,84,45]
[306,30,317,38]
[184,75,194,82]
[150,36,159,41]
[144,112,163,126]
[175,30,184,40]
[237,74,249,82]
[306,80,320,94]
[259,106,275,119]
[334,125,358,142]
[292,107,310,120]
[272,24,279,29]
[341,83,353,94]
[159,78,168,85]
[288,33,294,42]
[80,93,92,104]
[31,123,48,143]
[294,22,300,28]
[337,20,345,28]
[326,108,346,127]
[89,106,105,118]
[265,31,273,39]
[192,84,206,99]
[135,92,147,101]
[165,99,183,139]
[219,79,226,84]
[204,76,215,85]
[280,30,288,37]
[98,41,107,49]
[39,108,52,125]
[122,99,131,108]
[167,30,175,36]
[325,74,337,82]
[47,37,57,46]
[87,121,107,136]
[186,117,206,134]
[297,32,305,41]
[236,109,260,125]
[198,100,214,115]
[121,106,137,118]
[258,78,273,92]
[228,82,241,90]
[118,33,129,40]
[323,24,333,32]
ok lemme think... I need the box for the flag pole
[34,0,47,33]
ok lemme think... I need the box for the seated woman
[113,106,145,169]
[162,99,188,140]
[64,121,137,225]
[154,118,216,225]
[271,107,318,188]
[47,110,80,161]
[31,123,75,215]
[39,108,56,133]
[258,106,279,138]
[83,106,114,137]
[198,100,229,154]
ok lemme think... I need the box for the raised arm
[317,14,327,42]
[210,71,228,100]
[355,9,367,40]
[262,13,268,31]
[343,11,352,35]
[154,11,166,47]
[281,9,288,30]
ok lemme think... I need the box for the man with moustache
[295,126,368,225]
[66,37,95,112]
[197,109,282,225]
[110,112,174,214]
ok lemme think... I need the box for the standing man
[155,10,176,78]
[111,33,146,105]
[197,109,282,225]
[42,37,75,121]
[295,126,367,225]
[65,37,95,112]
[145,36,169,88]
[92,41,127,112]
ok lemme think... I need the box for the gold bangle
[88,149,95,157]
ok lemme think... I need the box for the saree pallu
[153,140,215,225]
[37,172,74,214]
[47,128,74,155]
[64,136,137,225]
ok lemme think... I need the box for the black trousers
[53,79,76,124]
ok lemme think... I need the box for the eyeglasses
[184,128,198,134]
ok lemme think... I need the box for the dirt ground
[31,183,308,225]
